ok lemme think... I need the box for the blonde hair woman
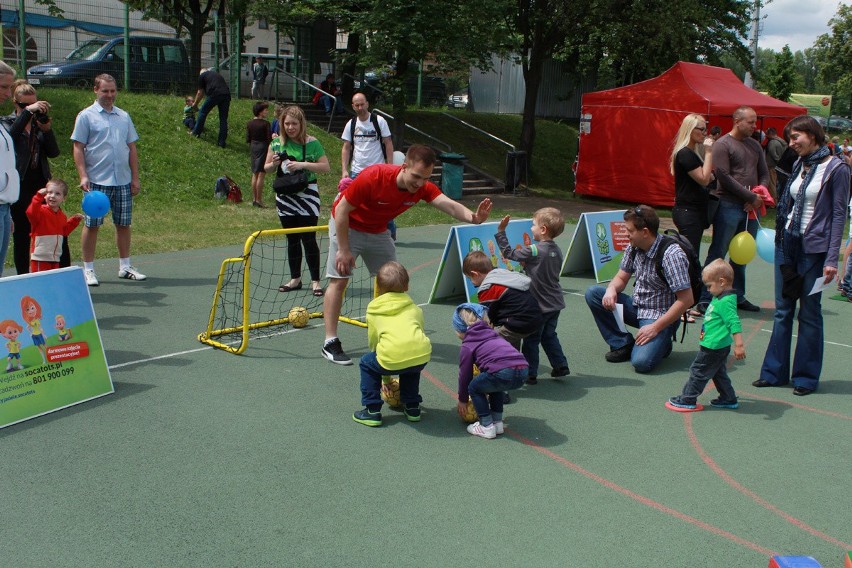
[670,113,715,318]
[264,105,330,296]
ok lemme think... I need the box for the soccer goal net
[198,226,374,354]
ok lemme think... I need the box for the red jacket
[26,193,81,262]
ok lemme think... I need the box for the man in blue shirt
[584,205,693,373]
[71,73,145,286]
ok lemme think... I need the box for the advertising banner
[0,267,113,429]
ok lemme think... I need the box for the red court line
[682,413,852,549]
[421,370,776,557]
[740,390,852,420]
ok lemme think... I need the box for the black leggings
[279,214,320,281]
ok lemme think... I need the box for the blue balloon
[756,228,776,263]
[82,190,110,218]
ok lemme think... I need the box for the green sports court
[2,221,850,567]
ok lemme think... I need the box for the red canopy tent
[574,61,806,206]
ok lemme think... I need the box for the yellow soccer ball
[288,306,310,328]
[461,400,478,423]
[380,376,402,408]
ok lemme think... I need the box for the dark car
[27,36,191,93]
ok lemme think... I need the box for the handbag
[272,143,309,196]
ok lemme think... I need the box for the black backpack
[346,112,386,167]
[632,229,703,342]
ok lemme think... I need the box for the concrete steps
[295,103,505,196]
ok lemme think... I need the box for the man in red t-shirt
[321,144,492,365]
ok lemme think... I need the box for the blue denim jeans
[700,199,758,306]
[359,351,425,410]
[0,203,11,277]
[522,310,568,377]
[679,346,736,404]
[321,94,344,114]
[841,239,852,295]
[759,246,827,391]
[584,285,677,373]
[468,366,527,425]
[192,94,230,147]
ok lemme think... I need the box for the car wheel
[72,78,90,89]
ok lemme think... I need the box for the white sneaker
[467,421,497,439]
[84,269,100,287]
[118,266,147,281]
[494,421,505,435]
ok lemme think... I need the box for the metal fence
[1,0,338,97]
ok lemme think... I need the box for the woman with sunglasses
[1,80,65,274]
[669,114,714,320]
[754,115,850,396]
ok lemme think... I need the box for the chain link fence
[1,2,338,98]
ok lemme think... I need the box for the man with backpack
[584,205,695,373]
[341,92,396,236]
[341,93,394,180]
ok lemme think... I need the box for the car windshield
[66,40,108,61]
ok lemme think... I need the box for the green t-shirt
[699,290,742,349]
[269,137,325,183]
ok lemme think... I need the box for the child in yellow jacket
[353,261,432,427]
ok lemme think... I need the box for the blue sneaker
[710,398,739,409]
[667,396,697,410]
[403,404,421,422]
[353,408,382,427]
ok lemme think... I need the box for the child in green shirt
[667,259,745,411]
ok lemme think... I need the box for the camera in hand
[34,112,50,124]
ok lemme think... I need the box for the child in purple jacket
[454,303,528,439]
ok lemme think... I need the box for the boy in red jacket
[26,179,83,273]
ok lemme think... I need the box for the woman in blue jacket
[754,116,851,395]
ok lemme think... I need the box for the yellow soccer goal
[198,226,374,354]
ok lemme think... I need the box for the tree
[587,0,752,87]
[813,4,852,116]
[123,0,240,74]
[512,0,578,165]
[255,0,512,145]
[766,45,796,101]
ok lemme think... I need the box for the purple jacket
[457,321,528,402]
[777,155,850,267]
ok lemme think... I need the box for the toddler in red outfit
[26,179,83,273]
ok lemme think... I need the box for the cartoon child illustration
[522,232,532,246]
[2,320,25,372]
[55,314,72,342]
[21,296,48,364]
[487,240,500,268]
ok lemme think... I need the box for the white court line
[759,328,852,349]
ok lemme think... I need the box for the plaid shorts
[85,183,133,228]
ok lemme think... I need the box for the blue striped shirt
[70,102,139,187]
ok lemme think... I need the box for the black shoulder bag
[273,143,309,196]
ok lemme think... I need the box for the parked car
[27,36,192,93]
[218,53,333,101]
[447,90,469,109]
[825,115,852,132]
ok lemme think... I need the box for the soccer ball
[461,400,478,423]
[288,306,310,328]
[380,376,402,408]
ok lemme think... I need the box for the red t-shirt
[332,164,442,233]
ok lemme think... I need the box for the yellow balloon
[729,231,756,264]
